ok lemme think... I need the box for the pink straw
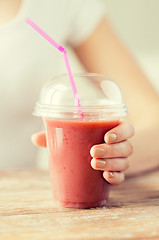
[25,17,82,113]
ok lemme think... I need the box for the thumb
[31,132,47,148]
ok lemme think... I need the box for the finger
[31,132,47,148]
[103,171,125,185]
[90,140,133,158]
[91,157,129,172]
[104,122,135,144]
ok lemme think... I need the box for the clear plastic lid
[33,73,127,120]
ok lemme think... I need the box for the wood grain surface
[0,169,159,240]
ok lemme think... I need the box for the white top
[0,0,105,168]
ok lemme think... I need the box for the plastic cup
[33,73,127,209]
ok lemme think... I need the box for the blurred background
[69,0,159,91]
[38,0,159,168]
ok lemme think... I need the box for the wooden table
[0,169,159,240]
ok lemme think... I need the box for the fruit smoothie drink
[44,118,119,208]
[26,21,127,208]
[34,73,127,209]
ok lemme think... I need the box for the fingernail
[109,172,115,178]
[93,148,105,157]
[96,160,106,169]
[105,133,117,143]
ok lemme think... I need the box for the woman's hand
[31,121,135,185]
[31,132,47,148]
[90,122,135,185]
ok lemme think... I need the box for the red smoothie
[45,118,119,208]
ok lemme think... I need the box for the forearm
[125,121,159,177]
[74,18,159,126]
